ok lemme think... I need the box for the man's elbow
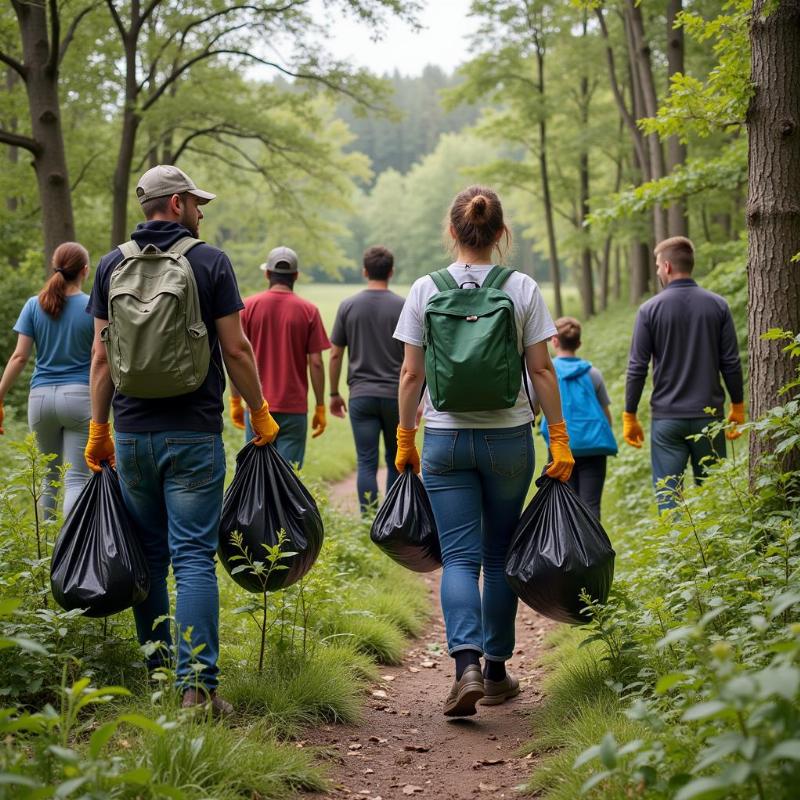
[400,364,423,384]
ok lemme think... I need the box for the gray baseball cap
[259,246,299,273]
[135,165,216,205]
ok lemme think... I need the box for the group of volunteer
[0,165,744,718]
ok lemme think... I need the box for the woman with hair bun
[393,185,574,717]
[0,242,94,516]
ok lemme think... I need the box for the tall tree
[103,0,416,246]
[746,0,800,470]
[0,0,93,263]
[665,0,688,237]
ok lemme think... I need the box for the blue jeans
[349,395,400,513]
[115,431,225,690]
[245,411,307,467]
[422,424,534,662]
[651,417,726,512]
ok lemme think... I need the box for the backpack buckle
[466,315,478,322]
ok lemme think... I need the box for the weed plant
[526,326,800,799]
[0,431,430,796]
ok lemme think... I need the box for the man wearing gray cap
[230,245,330,468]
[85,164,280,715]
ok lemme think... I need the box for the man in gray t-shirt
[329,246,406,513]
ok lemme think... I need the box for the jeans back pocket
[485,429,529,478]
[165,436,216,489]
[422,430,458,475]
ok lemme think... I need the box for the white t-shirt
[393,263,557,429]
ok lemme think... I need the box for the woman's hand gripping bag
[370,467,441,572]
[505,476,615,624]
[218,443,324,592]
[51,464,150,618]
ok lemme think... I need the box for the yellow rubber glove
[0,401,4,435]
[311,405,326,438]
[229,395,245,430]
[395,425,421,475]
[622,411,645,448]
[545,420,575,482]
[726,401,745,440]
[249,400,280,446]
[84,421,115,472]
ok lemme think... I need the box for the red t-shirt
[241,289,331,413]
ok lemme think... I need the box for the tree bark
[625,2,668,250]
[577,19,594,318]
[534,43,562,318]
[630,240,650,304]
[666,0,688,237]
[6,0,76,265]
[746,0,800,473]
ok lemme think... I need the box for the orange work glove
[545,420,575,482]
[311,405,326,438]
[726,402,745,440]
[84,421,115,472]
[622,411,645,448]
[0,401,4,435]
[249,400,280,446]
[395,425,421,475]
[229,395,245,430]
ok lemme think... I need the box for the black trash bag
[370,467,441,572]
[51,463,150,618]
[218,442,324,593]
[505,476,615,624]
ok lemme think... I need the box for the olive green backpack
[423,266,521,412]
[102,237,210,398]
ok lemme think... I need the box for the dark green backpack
[423,266,521,412]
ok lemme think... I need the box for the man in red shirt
[230,246,330,467]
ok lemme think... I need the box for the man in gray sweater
[623,236,745,511]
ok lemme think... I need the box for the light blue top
[14,293,94,388]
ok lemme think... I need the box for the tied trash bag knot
[218,442,324,592]
[51,463,149,618]
[505,475,615,624]
[370,467,441,572]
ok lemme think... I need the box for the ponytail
[38,242,89,318]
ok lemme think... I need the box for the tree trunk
[630,240,650,304]
[12,0,75,265]
[625,2,668,245]
[534,46,562,318]
[666,0,689,237]
[613,244,621,302]
[746,0,800,473]
[599,235,612,311]
[111,33,140,246]
[578,53,594,318]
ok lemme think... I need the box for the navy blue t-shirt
[87,221,244,433]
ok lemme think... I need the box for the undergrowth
[0,433,430,797]
[524,316,800,799]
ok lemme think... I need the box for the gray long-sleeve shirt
[625,278,744,418]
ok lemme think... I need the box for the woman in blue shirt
[0,242,95,516]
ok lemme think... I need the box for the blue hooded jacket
[542,357,618,457]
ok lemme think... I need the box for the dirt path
[315,474,557,800]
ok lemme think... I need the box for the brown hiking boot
[480,673,521,706]
[443,664,485,717]
[181,687,234,718]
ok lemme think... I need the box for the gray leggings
[28,384,92,517]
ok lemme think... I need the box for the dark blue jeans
[115,431,225,690]
[349,395,400,513]
[651,417,726,512]
[422,424,534,662]
[245,410,308,468]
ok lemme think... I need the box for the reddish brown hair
[38,242,89,318]
[447,185,510,255]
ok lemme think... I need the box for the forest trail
[316,473,557,800]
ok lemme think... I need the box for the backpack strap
[170,236,203,258]
[117,240,141,259]
[429,268,459,292]
[483,265,515,290]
